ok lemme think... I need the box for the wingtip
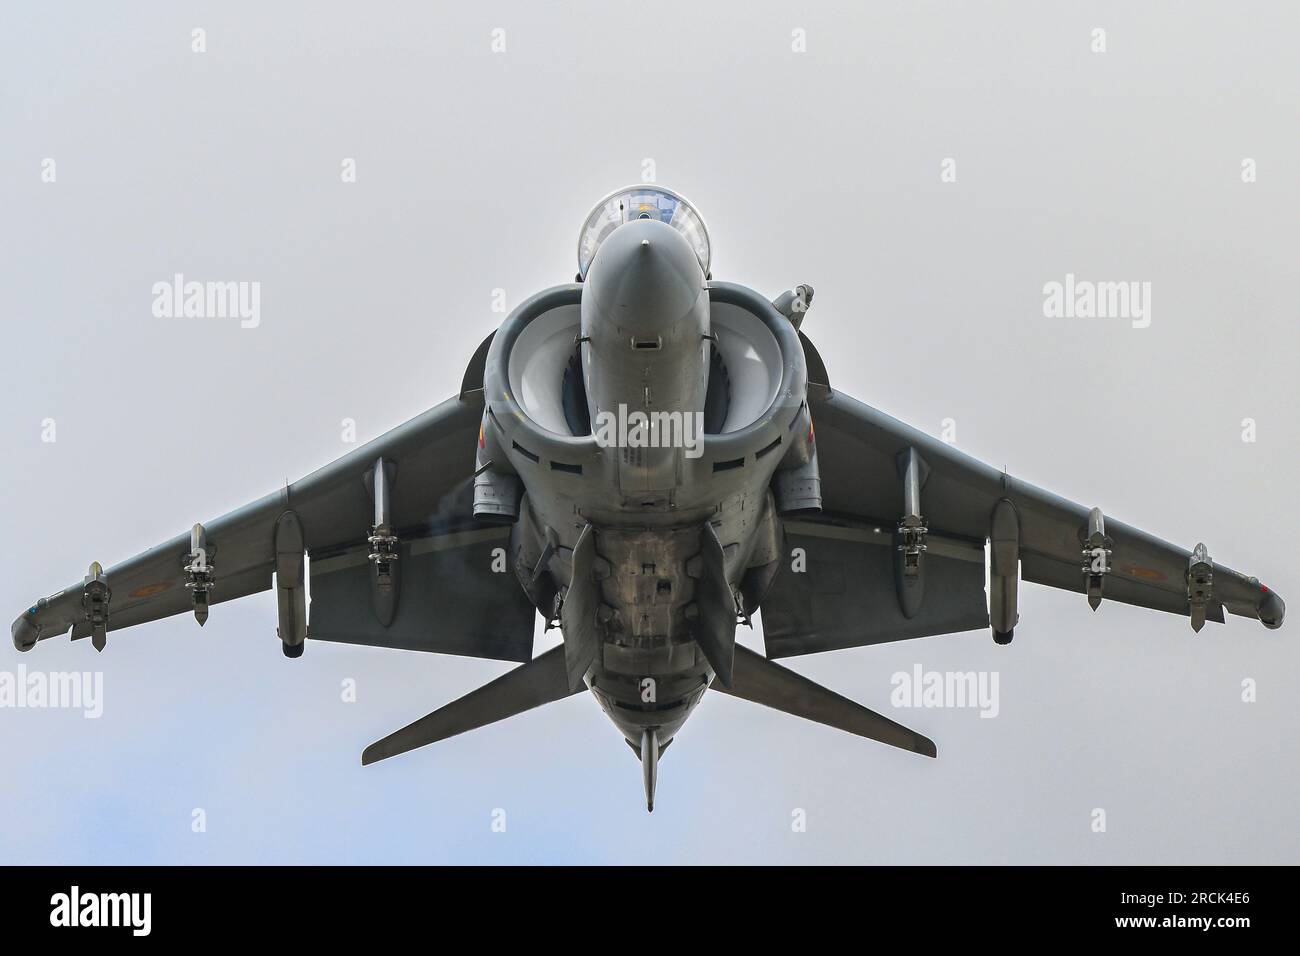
[1258,587,1285,629]
[12,612,39,652]
[916,737,938,758]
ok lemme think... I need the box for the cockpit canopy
[577,185,710,280]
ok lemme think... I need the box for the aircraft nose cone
[583,218,705,341]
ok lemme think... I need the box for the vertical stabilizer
[640,728,659,812]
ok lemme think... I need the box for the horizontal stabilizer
[362,645,583,766]
[714,644,937,757]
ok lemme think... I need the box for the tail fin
[714,644,937,757]
[361,644,582,766]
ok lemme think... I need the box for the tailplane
[362,644,582,765]
[713,644,937,757]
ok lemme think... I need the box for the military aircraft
[12,186,1286,811]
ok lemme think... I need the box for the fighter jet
[12,186,1286,811]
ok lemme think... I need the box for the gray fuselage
[476,218,813,751]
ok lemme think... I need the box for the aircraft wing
[759,371,1285,658]
[12,393,536,662]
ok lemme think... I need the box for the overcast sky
[1,0,1297,863]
